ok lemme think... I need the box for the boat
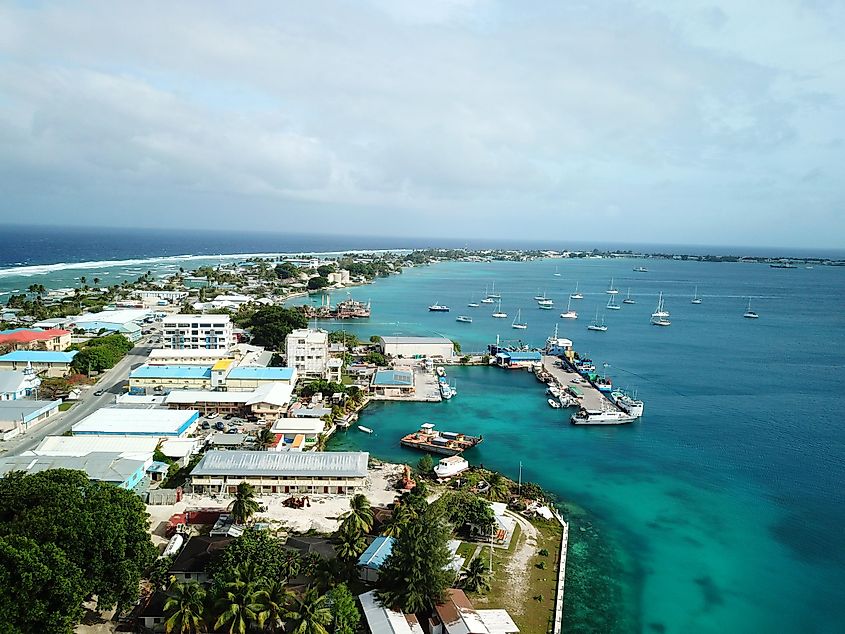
[623,288,635,304]
[487,282,501,300]
[512,309,527,330]
[436,366,446,377]
[433,455,470,479]
[594,375,613,392]
[691,286,702,304]
[770,262,797,269]
[492,300,508,318]
[548,398,561,409]
[357,425,374,434]
[480,285,495,304]
[428,302,450,312]
[610,390,645,418]
[560,297,578,319]
[538,301,554,310]
[467,294,479,308]
[743,298,759,319]
[546,385,561,397]
[570,282,583,300]
[633,266,648,273]
[570,408,636,425]
[553,266,561,277]
[606,278,619,294]
[400,423,482,455]
[651,292,670,325]
[587,310,607,332]
[456,315,472,323]
[439,381,454,399]
[606,295,621,310]
[533,290,546,301]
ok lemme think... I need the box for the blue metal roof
[357,536,394,569]
[0,351,77,363]
[498,351,542,361]
[130,365,212,379]
[372,369,414,386]
[227,367,295,381]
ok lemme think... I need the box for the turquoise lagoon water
[290,259,845,633]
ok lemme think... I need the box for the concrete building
[165,383,294,421]
[30,435,159,460]
[72,320,142,342]
[0,351,78,377]
[134,290,189,304]
[72,408,199,437]
[0,400,62,440]
[269,417,326,449]
[224,366,297,390]
[128,363,296,395]
[0,328,71,351]
[0,368,41,400]
[74,308,152,329]
[494,351,542,369]
[147,348,232,366]
[162,314,233,350]
[433,590,520,634]
[371,369,415,397]
[285,329,330,379]
[0,452,149,489]
[189,450,369,495]
[380,336,455,359]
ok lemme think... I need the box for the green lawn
[58,402,74,411]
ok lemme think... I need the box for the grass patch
[58,402,74,411]
[455,541,477,562]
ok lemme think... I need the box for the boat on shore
[400,423,482,455]
[570,408,636,425]
[433,455,469,479]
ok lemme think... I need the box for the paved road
[1,343,153,456]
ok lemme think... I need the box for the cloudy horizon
[1,1,843,248]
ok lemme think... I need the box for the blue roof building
[227,367,296,382]
[495,351,542,367]
[372,370,414,386]
[357,536,395,582]
[130,365,213,380]
[0,351,78,377]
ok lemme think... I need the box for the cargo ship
[400,423,482,456]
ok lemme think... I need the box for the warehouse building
[72,408,199,437]
[0,452,149,490]
[129,363,296,395]
[162,314,233,350]
[190,450,369,495]
[379,336,455,359]
[371,369,415,397]
[164,383,294,421]
[0,350,78,377]
[0,399,63,440]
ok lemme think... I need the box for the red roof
[0,329,70,344]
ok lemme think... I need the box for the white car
[206,412,219,420]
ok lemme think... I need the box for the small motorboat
[547,398,561,409]
[357,425,374,434]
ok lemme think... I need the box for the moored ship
[400,423,483,455]
[570,408,637,425]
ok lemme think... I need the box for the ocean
[2,225,844,632]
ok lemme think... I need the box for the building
[0,400,62,440]
[0,350,78,377]
[72,320,142,342]
[74,308,152,329]
[158,437,201,466]
[165,383,294,421]
[380,336,455,359]
[167,535,233,584]
[0,452,149,490]
[433,590,520,634]
[494,351,542,369]
[359,590,425,634]
[0,328,71,351]
[371,369,415,397]
[224,366,297,390]
[128,363,296,395]
[134,290,189,304]
[0,368,41,400]
[71,408,199,437]
[285,329,330,379]
[269,417,326,449]
[162,314,233,350]
[357,536,394,582]
[147,348,232,366]
[30,435,159,459]
[189,450,369,495]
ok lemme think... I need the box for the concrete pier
[541,355,616,411]
[552,509,569,634]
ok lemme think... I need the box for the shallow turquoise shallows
[289,259,845,634]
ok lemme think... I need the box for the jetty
[541,355,618,412]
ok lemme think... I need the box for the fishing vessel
[357,425,374,434]
[492,300,508,318]
[610,390,645,418]
[570,282,583,300]
[587,310,607,331]
[570,408,636,425]
[456,315,473,323]
[691,286,702,304]
[651,292,671,326]
[548,398,562,409]
[400,423,483,455]
[623,288,635,304]
[633,266,648,272]
[606,278,619,294]
[560,297,578,319]
[606,295,621,310]
[511,309,527,330]
[743,298,759,319]
[428,302,450,312]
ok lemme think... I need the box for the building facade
[285,329,330,379]
[379,336,455,359]
[0,328,71,351]
[0,351,78,377]
[162,314,233,350]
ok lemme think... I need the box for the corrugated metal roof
[0,452,146,484]
[0,400,61,423]
[72,407,198,436]
[0,351,77,363]
[358,536,394,569]
[227,367,295,381]
[190,450,369,477]
[130,365,212,379]
[372,370,414,386]
[381,336,452,345]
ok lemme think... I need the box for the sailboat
[587,309,607,331]
[487,282,501,299]
[537,291,554,308]
[623,288,635,304]
[512,308,527,330]
[691,286,702,304]
[492,300,508,318]
[560,297,578,319]
[606,277,619,294]
[570,282,583,300]
[553,266,561,277]
[606,294,621,310]
[467,293,479,308]
[481,284,495,304]
[651,292,671,326]
[533,289,546,301]
[743,298,759,319]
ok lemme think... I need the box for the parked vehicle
[214,421,225,431]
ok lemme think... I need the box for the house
[379,336,455,360]
[0,368,41,400]
[134,290,189,304]
[371,369,415,397]
[432,590,520,634]
[189,450,369,495]
[71,408,200,437]
[269,417,325,449]
[0,328,71,351]
[0,400,62,440]
[359,590,425,634]
[158,437,201,467]
[0,350,78,377]
[167,535,233,584]
[0,452,149,490]
[162,314,234,350]
[285,328,330,379]
[164,383,293,421]
[358,536,394,582]
[71,320,142,342]
[286,535,337,560]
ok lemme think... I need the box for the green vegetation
[246,306,308,350]
[339,493,374,535]
[58,402,74,411]
[163,580,207,634]
[326,584,360,634]
[328,331,360,347]
[416,453,434,474]
[70,333,133,375]
[229,483,260,525]
[461,557,491,593]
[438,490,495,528]
[307,276,330,291]
[0,469,157,628]
[363,351,386,366]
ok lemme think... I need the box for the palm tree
[279,549,302,581]
[487,472,511,502]
[229,482,261,525]
[79,276,87,288]
[93,277,100,286]
[254,579,293,633]
[313,433,328,451]
[339,493,373,534]
[334,523,367,562]
[257,427,276,450]
[214,579,262,634]
[380,510,408,538]
[461,557,491,593]
[163,580,207,634]
[287,586,332,634]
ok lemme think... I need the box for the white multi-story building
[285,328,330,379]
[162,314,233,350]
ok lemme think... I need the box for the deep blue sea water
[2,225,844,632]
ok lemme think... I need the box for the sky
[0,0,843,248]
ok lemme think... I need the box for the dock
[541,355,618,412]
